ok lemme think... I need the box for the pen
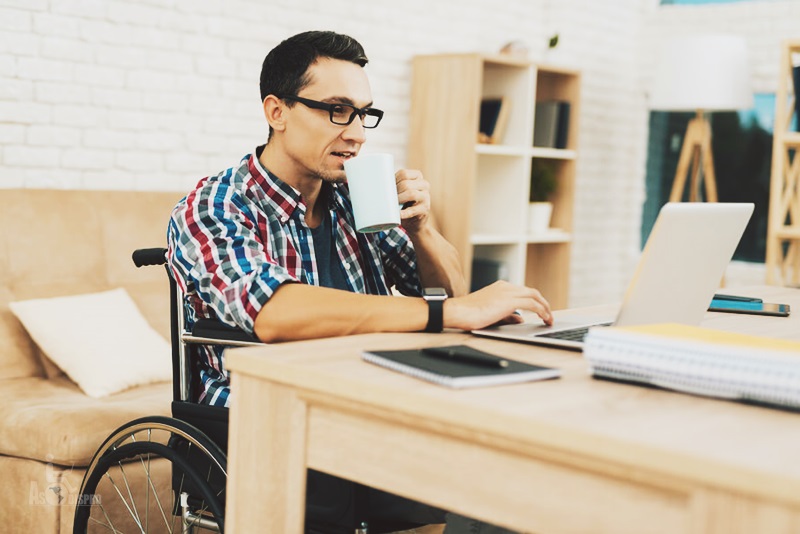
[422,346,509,368]
[713,293,763,303]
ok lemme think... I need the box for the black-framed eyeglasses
[279,95,384,129]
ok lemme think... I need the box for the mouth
[331,151,356,161]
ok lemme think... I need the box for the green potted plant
[543,32,561,63]
[528,160,557,234]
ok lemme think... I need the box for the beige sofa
[0,189,184,533]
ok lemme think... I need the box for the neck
[259,141,325,228]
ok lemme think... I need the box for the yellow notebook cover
[607,323,800,356]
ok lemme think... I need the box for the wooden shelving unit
[766,40,800,286]
[408,53,580,309]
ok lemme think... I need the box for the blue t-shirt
[310,212,350,291]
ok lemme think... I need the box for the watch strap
[425,298,444,333]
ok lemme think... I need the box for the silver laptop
[472,202,754,350]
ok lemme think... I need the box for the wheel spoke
[104,472,144,532]
[94,495,120,534]
[141,452,172,532]
[145,447,151,532]
[116,460,142,527]
[88,512,118,533]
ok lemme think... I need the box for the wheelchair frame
[72,248,425,534]
[73,248,254,534]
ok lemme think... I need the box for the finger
[512,296,552,325]
[515,287,552,315]
[400,203,428,220]
[396,173,428,195]
[394,169,422,191]
[397,188,428,206]
[395,169,423,185]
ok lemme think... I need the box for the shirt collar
[246,146,303,224]
[247,145,349,224]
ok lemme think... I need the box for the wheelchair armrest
[190,319,261,344]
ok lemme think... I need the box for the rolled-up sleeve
[378,226,422,297]
[167,178,297,333]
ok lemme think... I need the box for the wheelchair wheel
[73,416,227,533]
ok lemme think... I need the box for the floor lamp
[650,35,753,203]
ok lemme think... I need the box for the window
[642,94,796,262]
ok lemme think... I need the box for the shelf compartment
[473,244,525,286]
[482,62,534,147]
[533,68,580,152]
[472,156,529,236]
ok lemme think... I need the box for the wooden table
[225,286,800,533]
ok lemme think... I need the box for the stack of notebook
[583,323,800,410]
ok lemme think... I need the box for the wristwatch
[422,287,448,333]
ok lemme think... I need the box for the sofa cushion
[0,287,45,380]
[0,376,171,465]
[0,189,182,381]
[9,288,172,398]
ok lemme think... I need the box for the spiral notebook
[584,323,800,410]
[362,345,561,388]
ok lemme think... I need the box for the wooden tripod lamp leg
[669,119,697,202]
[669,111,718,203]
[699,117,719,202]
[689,144,701,202]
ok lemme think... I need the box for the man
[168,30,551,534]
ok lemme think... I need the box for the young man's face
[282,57,373,184]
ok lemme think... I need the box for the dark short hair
[259,31,368,103]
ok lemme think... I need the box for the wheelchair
[72,248,432,534]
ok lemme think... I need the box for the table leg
[226,375,308,533]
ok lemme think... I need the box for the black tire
[73,416,226,533]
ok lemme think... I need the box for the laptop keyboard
[537,323,612,342]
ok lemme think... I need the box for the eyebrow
[321,96,375,108]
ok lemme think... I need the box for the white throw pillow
[9,288,171,398]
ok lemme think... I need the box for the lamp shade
[650,34,753,111]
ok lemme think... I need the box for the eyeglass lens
[330,104,381,128]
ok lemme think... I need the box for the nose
[341,115,367,143]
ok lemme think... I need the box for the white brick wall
[1,0,796,305]
[545,0,653,307]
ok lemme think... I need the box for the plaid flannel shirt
[167,147,422,406]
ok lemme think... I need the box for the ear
[263,95,287,134]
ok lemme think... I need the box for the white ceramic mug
[343,153,401,233]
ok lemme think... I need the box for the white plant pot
[528,202,553,234]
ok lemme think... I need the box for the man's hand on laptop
[444,281,553,330]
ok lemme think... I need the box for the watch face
[423,287,448,299]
